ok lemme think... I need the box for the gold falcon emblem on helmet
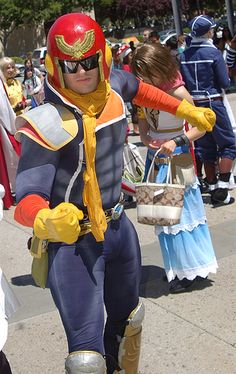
[55,30,95,59]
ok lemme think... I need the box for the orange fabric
[133,81,181,115]
[14,194,49,227]
[96,90,124,125]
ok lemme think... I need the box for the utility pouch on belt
[171,153,196,186]
[28,235,48,289]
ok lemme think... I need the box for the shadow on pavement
[140,265,169,298]
[11,274,50,289]
[140,265,215,299]
[11,274,35,286]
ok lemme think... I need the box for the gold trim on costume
[98,49,104,82]
[55,30,95,59]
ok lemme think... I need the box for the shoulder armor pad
[15,103,78,150]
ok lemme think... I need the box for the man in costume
[180,15,236,205]
[14,13,215,374]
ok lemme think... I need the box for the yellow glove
[176,99,216,132]
[34,203,84,244]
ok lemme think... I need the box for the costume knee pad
[116,302,145,374]
[65,351,106,374]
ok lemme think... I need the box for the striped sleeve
[226,46,236,68]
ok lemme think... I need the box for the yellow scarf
[58,81,111,241]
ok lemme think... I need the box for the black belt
[80,208,113,224]
[193,97,222,103]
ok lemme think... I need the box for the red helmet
[45,13,112,88]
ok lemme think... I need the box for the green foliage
[0,0,94,49]
[11,56,24,64]
[0,0,235,53]
[107,37,120,43]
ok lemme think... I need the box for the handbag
[170,153,196,186]
[123,142,145,183]
[122,142,145,196]
[135,149,186,226]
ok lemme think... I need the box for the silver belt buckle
[111,203,124,220]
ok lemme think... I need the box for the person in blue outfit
[13,13,216,374]
[226,34,236,84]
[131,43,218,293]
[180,15,236,205]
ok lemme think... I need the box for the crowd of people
[0,55,45,210]
[0,11,236,374]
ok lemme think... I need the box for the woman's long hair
[131,43,179,86]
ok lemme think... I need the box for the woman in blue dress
[131,43,218,293]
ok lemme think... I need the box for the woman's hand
[140,133,153,148]
[148,139,167,150]
[158,140,177,156]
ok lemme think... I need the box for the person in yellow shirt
[0,57,29,115]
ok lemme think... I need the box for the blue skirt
[147,147,218,281]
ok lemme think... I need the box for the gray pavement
[1,95,236,373]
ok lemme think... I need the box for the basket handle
[146,149,171,184]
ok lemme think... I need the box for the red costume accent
[0,133,13,209]
[133,80,180,114]
[14,194,48,227]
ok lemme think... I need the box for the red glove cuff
[133,80,180,115]
[14,194,49,227]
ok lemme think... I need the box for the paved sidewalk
[1,95,236,374]
[1,191,236,374]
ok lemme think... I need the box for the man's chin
[74,87,98,95]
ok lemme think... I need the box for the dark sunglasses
[59,54,99,74]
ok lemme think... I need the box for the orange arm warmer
[14,194,49,227]
[133,80,181,115]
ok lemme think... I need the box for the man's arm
[14,135,84,244]
[226,36,236,68]
[133,80,216,132]
[213,51,230,89]
[110,69,216,132]
[14,136,59,226]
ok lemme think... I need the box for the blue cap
[190,15,216,37]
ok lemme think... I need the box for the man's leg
[103,213,143,374]
[211,161,233,204]
[210,102,236,204]
[48,239,106,373]
[194,134,218,194]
